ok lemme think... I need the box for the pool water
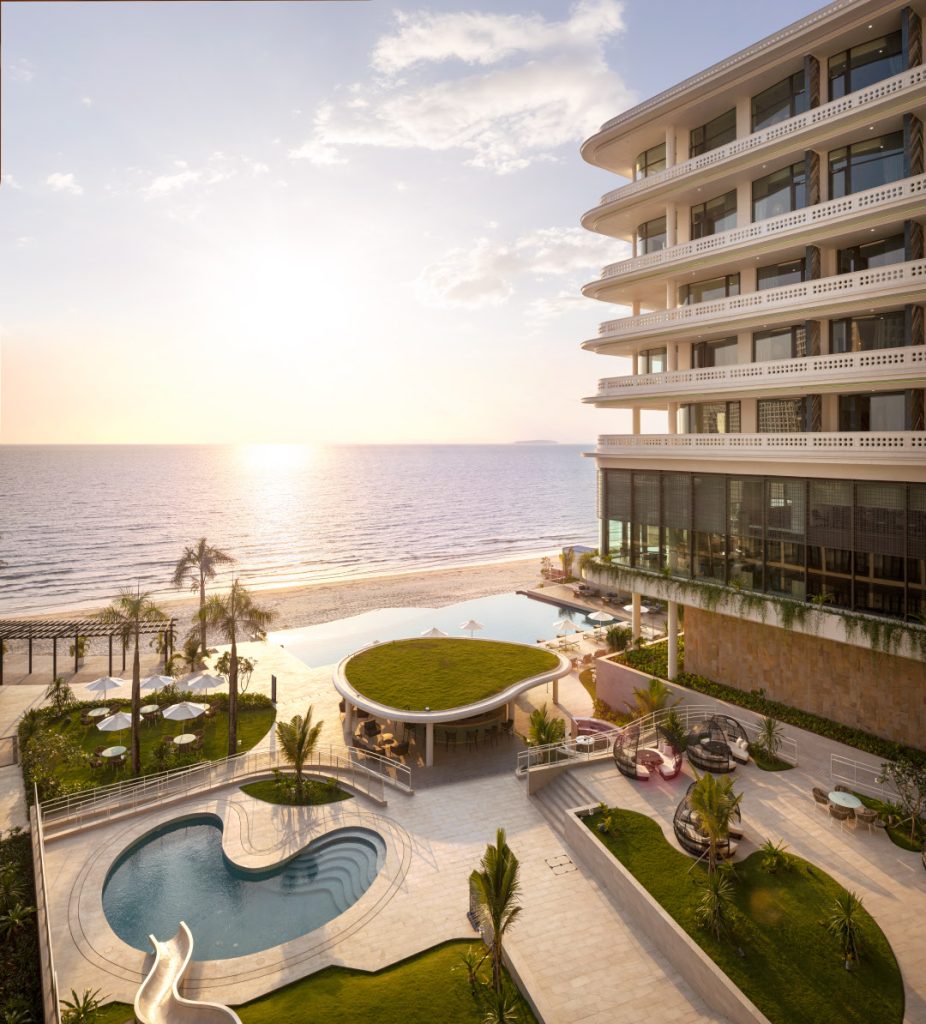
[102,817,385,959]
[270,591,595,668]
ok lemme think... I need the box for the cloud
[142,168,202,198]
[418,226,621,310]
[8,59,34,83]
[81,96,93,107]
[139,152,256,199]
[291,0,633,174]
[46,172,83,195]
[2,174,22,190]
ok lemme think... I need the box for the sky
[1,0,823,445]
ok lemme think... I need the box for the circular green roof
[343,638,561,712]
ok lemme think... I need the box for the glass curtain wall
[636,216,667,254]
[829,132,904,198]
[752,162,807,220]
[830,311,906,352]
[690,190,737,239]
[829,31,903,99]
[752,71,808,131]
[690,109,736,156]
[837,234,905,273]
[634,142,666,180]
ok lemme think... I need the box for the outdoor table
[575,735,595,754]
[636,748,663,769]
[87,707,110,719]
[101,745,126,759]
[828,791,863,810]
[173,733,196,747]
[140,704,159,715]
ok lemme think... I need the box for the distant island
[512,439,558,445]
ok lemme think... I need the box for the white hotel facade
[580,0,926,746]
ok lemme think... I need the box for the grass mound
[344,638,559,711]
[241,778,351,806]
[586,807,903,1024]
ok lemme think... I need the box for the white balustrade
[592,345,926,401]
[595,259,926,341]
[595,66,926,209]
[596,176,926,282]
[596,431,926,460]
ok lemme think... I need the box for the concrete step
[532,769,600,838]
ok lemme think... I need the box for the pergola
[0,617,176,685]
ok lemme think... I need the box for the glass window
[829,131,904,199]
[692,337,739,368]
[837,233,905,273]
[634,142,666,180]
[757,258,806,290]
[838,391,909,431]
[690,190,737,239]
[830,311,906,352]
[758,399,806,432]
[752,161,806,221]
[690,109,736,157]
[678,274,740,306]
[679,402,741,434]
[639,348,667,374]
[829,31,903,100]
[636,216,666,255]
[752,71,809,131]
[753,326,806,362]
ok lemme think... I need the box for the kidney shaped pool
[102,816,385,960]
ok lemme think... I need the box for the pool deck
[13,632,926,1022]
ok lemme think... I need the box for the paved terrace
[7,632,926,1022]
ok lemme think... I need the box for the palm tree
[625,677,680,719]
[98,588,168,775]
[276,706,323,798]
[199,580,274,756]
[469,829,522,995]
[60,988,104,1024]
[527,703,565,748]
[688,772,742,875]
[826,890,865,968]
[693,869,737,940]
[171,538,235,667]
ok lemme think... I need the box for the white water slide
[134,922,242,1024]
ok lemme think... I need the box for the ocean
[0,444,597,616]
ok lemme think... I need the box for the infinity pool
[103,817,385,959]
[270,591,596,667]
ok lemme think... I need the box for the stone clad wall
[684,607,926,748]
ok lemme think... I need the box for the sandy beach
[7,556,545,643]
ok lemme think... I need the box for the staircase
[531,770,600,839]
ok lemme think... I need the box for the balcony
[588,345,926,405]
[594,431,926,463]
[583,175,926,300]
[585,259,926,351]
[583,64,926,223]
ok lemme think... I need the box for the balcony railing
[596,431,926,461]
[595,65,926,210]
[590,344,926,402]
[595,175,926,282]
[594,259,926,343]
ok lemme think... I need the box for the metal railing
[830,753,899,800]
[596,65,926,207]
[30,787,61,1024]
[39,743,412,833]
[516,702,799,775]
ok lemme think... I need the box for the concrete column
[741,399,757,433]
[735,95,751,139]
[631,593,642,639]
[736,180,752,227]
[667,402,678,435]
[632,408,641,435]
[666,280,676,309]
[665,126,676,167]
[667,344,677,372]
[667,601,679,680]
[345,701,354,734]
[552,678,559,705]
[425,722,434,767]
[740,265,757,293]
[666,203,677,246]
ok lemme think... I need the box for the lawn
[21,696,276,798]
[344,638,559,711]
[750,748,794,772]
[585,807,903,1024]
[240,778,352,806]
[95,940,537,1024]
[855,793,924,852]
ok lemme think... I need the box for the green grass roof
[344,638,560,711]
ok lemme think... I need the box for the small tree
[559,547,575,579]
[469,829,522,995]
[759,838,792,874]
[44,676,76,715]
[527,704,565,748]
[215,651,256,693]
[577,549,598,576]
[605,625,632,652]
[275,706,323,799]
[625,677,680,719]
[755,716,783,760]
[688,772,742,874]
[877,756,926,844]
[68,636,90,661]
[693,869,738,940]
[60,988,105,1024]
[826,890,865,968]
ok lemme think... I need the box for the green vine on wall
[586,559,926,662]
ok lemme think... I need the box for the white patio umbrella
[141,674,174,693]
[420,627,448,638]
[621,604,651,615]
[460,619,484,638]
[96,711,132,733]
[161,701,207,734]
[86,676,125,700]
[552,617,576,636]
[187,673,226,696]
[588,610,615,624]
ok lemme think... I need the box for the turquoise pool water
[102,817,385,959]
[270,591,595,667]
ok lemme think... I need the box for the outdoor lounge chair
[829,803,854,832]
[835,784,851,793]
[812,787,830,811]
[855,807,878,833]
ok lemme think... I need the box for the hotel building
[580,0,926,746]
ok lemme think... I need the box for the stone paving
[8,631,926,1022]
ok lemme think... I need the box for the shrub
[759,838,792,874]
[605,625,632,653]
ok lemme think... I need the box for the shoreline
[1,555,548,640]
